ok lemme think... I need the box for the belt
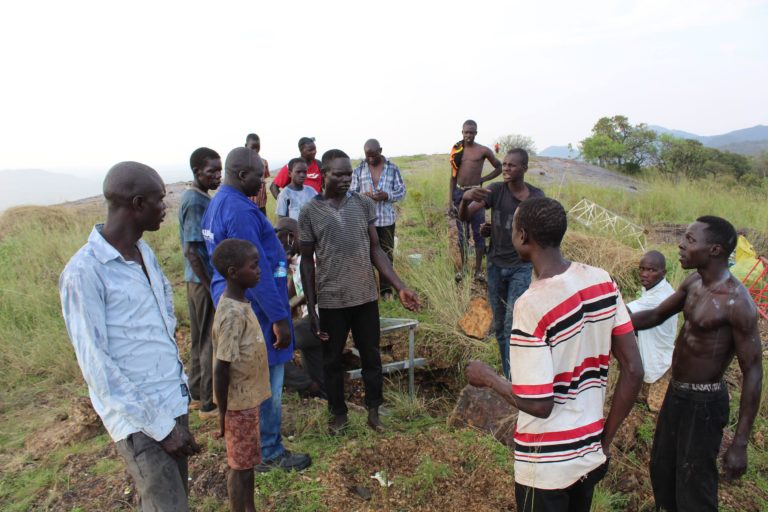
[670,380,725,392]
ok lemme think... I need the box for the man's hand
[601,438,611,459]
[161,423,201,458]
[447,205,459,219]
[309,312,330,342]
[372,191,388,202]
[466,360,496,388]
[723,443,748,480]
[462,187,490,203]
[480,222,492,238]
[397,288,421,311]
[272,319,291,349]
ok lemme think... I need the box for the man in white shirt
[60,162,200,511]
[626,251,678,409]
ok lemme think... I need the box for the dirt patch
[318,428,516,511]
[25,397,104,460]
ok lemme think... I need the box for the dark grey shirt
[298,192,379,309]
[485,182,545,267]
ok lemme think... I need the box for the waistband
[670,380,725,393]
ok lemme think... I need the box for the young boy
[211,238,272,512]
[276,158,317,220]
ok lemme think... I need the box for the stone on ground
[447,385,517,447]
[458,296,493,339]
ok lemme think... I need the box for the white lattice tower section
[568,198,647,250]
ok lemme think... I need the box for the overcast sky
[1,0,766,180]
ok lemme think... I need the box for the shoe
[473,272,487,283]
[198,406,218,420]
[328,413,349,436]
[367,407,385,433]
[254,450,312,473]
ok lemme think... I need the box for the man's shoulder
[527,183,545,197]
[61,243,98,280]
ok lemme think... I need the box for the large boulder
[447,385,517,447]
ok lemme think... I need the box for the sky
[1,0,767,181]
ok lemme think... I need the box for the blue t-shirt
[276,185,318,220]
[178,189,214,284]
[201,185,294,366]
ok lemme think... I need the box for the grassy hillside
[1,154,766,510]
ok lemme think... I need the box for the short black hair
[298,137,315,148]
[189,147,220,172]
[287,158,305,172]
[246,133,260,143]
[212,238,258,276]
[516,197,567,248]
[507,148,529,167]
[696,215,737,255]
[320,149,350,170]
[463,119,477,129]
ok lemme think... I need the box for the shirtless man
[631,216,762,512]
[449,120,501,282]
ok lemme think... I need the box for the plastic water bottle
[274,260,287,278]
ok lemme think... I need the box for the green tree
[579,115,657,172]
[494,134,537,155]
[657,135,708,179]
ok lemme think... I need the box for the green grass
[1,154,767,510]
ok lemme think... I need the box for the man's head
[679,215,737,269]
[245,133,261,152]
[511,197,568,261]
[103,161,167,232]
[288,157,308,187]
[189,147,222,192]
[638,250,667,290]
[462,120,478,145]
[502,149,529,183]
[212,238,261,288]
[364,139,383,166]
[223,147,264,196]
[320,149,352,197]
[275,217,299,258]
[298,137,317,162]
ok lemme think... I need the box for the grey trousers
[115,416,189,512]
[187,282,214,410]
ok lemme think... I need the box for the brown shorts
[225,408,261,470]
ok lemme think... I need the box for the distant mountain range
[649,124,768,155]
[0,169,102,212]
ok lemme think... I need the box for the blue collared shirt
[59,225,188,443]
[202,185,294,366]
[350,158,406,227]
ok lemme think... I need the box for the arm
[601,331,644,455]
[630,274,693,330]
[269,182,280,200]
[183,242,211,290]
[458,187,489,222]
[385,164,406,203]
[723,298,763,480]
[449,174,457,207]
[299,242,327,340]
[213,359,230,439]
[479,149,502,183]
[275,191,288,218]
[466,361,554,418]
[59,268,179,442]
[368,224,420,311]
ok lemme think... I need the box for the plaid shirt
[351,158,406,227]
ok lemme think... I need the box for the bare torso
[672,273,752,383]
[457,143,492,187]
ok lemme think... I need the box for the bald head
[641,250,666,269]
[225,147,262,178]
[276,217,298,233]
[364,139,381,152]
[103,161,164,208]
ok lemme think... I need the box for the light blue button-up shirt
[59,225,188,442]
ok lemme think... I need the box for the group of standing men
[451,120,762,512]
[59,133,415,511]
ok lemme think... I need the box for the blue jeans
[259,363,285,461]
[487,261,533,380]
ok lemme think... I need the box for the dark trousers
[319,301,382,416]
[186,282,214,410]
[515,461,609,512]
[283,316,325,392]
[115,415,189,512]
[650,383,729,512]
[376,224,396,295]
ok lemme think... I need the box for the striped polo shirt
[509,262,634,490]
[298,192,379,309]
